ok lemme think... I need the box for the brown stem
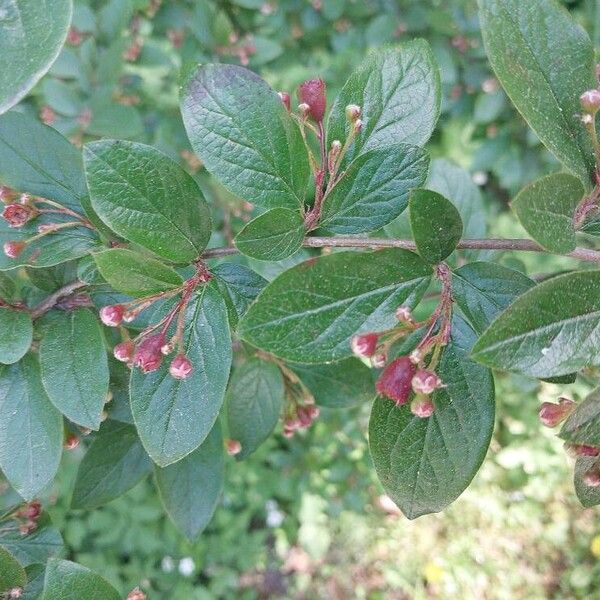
[31,281,87,319]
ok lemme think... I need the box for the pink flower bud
[161,341,175,356]
[169,354,193,379]
[100,304,125,327]
[345,104,361,121]
[9,588,23,599]
[127,588,147,600]
[2,203,36,228]
[113,340,135,363]
[376,357,416,406]
[283,426,295,438]
[565,443,600,458]
[3,240,25,258]
[297,405,313,427]
[133,334,165,373]
[353,119,363,133]
[17,500,41,520]
[371,352,387,369]
[297,78,326,122]
[351,333,379,358]
[225,438,242,456]
[410,395,435,418]
[63,433,80,450]
[539,398,575,428]
[581,89,600,113]
[278,91,291,111]
[409,348,424,365]
[583,467,600,488]
[412,370,443,395]
[395,305,414,323]
[307,405,320,420]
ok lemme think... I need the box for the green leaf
[452,262,535,333]
[235,208,305,261]
[226,359,284,458]
[369,324,495,518]
[39,309,109,430]
[0,356,63,499]
[181,64,310,209]
[320,144,430,234]
[327,41,441,162]
[559,388,600,445]
[154,421,224,540]
[512,173,584,253]
[478,0,596,185]
[42,559,120,600]
[71,420,152,509]
[0,546,26,592]
[93,249,183,297]
[409,189,463,264]
[239,249,432,363]
[22,564,45,600]
[289,358,375,408]
[0,0,72,114]
[84,140,212,263]
[0,308,33,365]
[130,284,232,466]
[574,457,600,507]
[472,271,600,378]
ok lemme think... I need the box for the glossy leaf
[181,64,310,209]
[574,457,600,508]
[71,420,152,509]
[409,189,463,264]
[0,0,72,114]
[0,307,32,365]
[478,0,596,185]
[560,388,600,446]
[226,359,284,458]
[452,262,535,333]
[130,284,232,466]
[84,140,211,263]
[42,559,120,600]
[0,356,63,500]
[235,208,304,261]
[0,546,26,592]
[512,173,584,253]
[472,271,600,378]
[154,421,224,540]
[40,309,109,430]
[239,249,432,363]
[320,144,430,234]
[369,324,495,518]
[93,248,183,297]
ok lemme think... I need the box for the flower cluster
[101,263,212,380]
[8,500,43,536]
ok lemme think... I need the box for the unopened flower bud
[297,405,313,427]
[328,140,342,173]
[169,354,193,379]
[0,186,15,203]
[9,588,23,599]
[412,369,443,395]
[565,443,600,458]
[371,352,387,369]
[18,500,41,520]
[539,397,575,428]
[580,89,600,113]
[410,395,435,418]
[100,304,125,327]
[345,104,361,122]
[113,340,135,363]
[353,118,363,134]
[297,78,326,122]
[278,91,291,112]
[225,438,242,456]
[283,426,295,438]
[284,416,301,431]
[395,306,414,323]
[3,240,25,258]
[63,433,80,450]
[2,203,37,228]
[127,588,147,600]
[161,341,175,356]
[133,334,165,373]
[583,466,600,487]
[376,357,416,406]
[122,310,138,323]
[297,102,310,118]
[409,348,424,365]
[307,405,320,419]
[351,333,379,358]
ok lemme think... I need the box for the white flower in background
[179,557,196,577]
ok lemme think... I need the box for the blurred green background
[3,0,600,597]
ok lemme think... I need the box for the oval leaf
[42,559,120,600]
[574,456,600,507]
[0,546,26,592]
[559,387,600,446]
[0,307,33,365]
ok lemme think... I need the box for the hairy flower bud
[278,91,291,112]
[127,588,147,600]
[133,334,165,373]
[371,352,387,369]
[63,433,80,450]
[2,203,37,228]
[410,395,435,418]
[225,438,242,456]
[539,398,575,428]
[565,443,600,458]
[583,466,600,488]
[345,104,361,122]
[99,304,125,327]
[581,89,600,113]
[169,354,193,379]
[113,340,135,363]
[3,240,25,258]
[351,333,379,358]
[412,370,443,395]
[297,78,326,122]
[395,305,414,323]
[376,357,416,406]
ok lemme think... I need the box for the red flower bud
[113,340,135,363]
[18,500,41,520]
[99,304,125,327]
[351,333,379,358]
[2,203,36,228]
[3,240,25,258]
[63,433,80,450]
[412,370,443,395]
[297,78,326,122]
[376,357,416,406]
[581,89,600,113]
[539,398,575,428]
[410,395,435,418]
[133,334,165,373]
[225,438,242,456]
[127,588,147,600]
[278,91,291,112]
[583,466,600,488]
[565,443,600,458]
[169,353,193,379]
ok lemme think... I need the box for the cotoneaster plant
[2,0,600,596]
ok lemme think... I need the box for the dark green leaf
[154,421,224,540]
[478,0,596,185]
[327,41,441,161]
[0,356,63,499]
[0,0,72,114]
[472,271,600,378]
[71,420,152,509]
[0,546,26,592]
[130,284,232,466]
[226,358,284,458]
[22,564,45,600]
[239,249,432,363]
[452,262,535,333]
[235,208,304,261]
[42,559,120,600]
[560,388,600,445]
[181,64,310,209]
[410,189,463,264]
[512,173,584,253]
[84,140,211,263]
[369,325,495,518]
[93,248,183,297]
[574,457,600,507]
[40,309,109,430]
[320,144,430,234]
[0,308,33,365]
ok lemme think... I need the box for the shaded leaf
[0,546,26,592]
[0,307,32,365]
[560,387,600,445]
[574,456,600,507]
[42,559,120,600]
